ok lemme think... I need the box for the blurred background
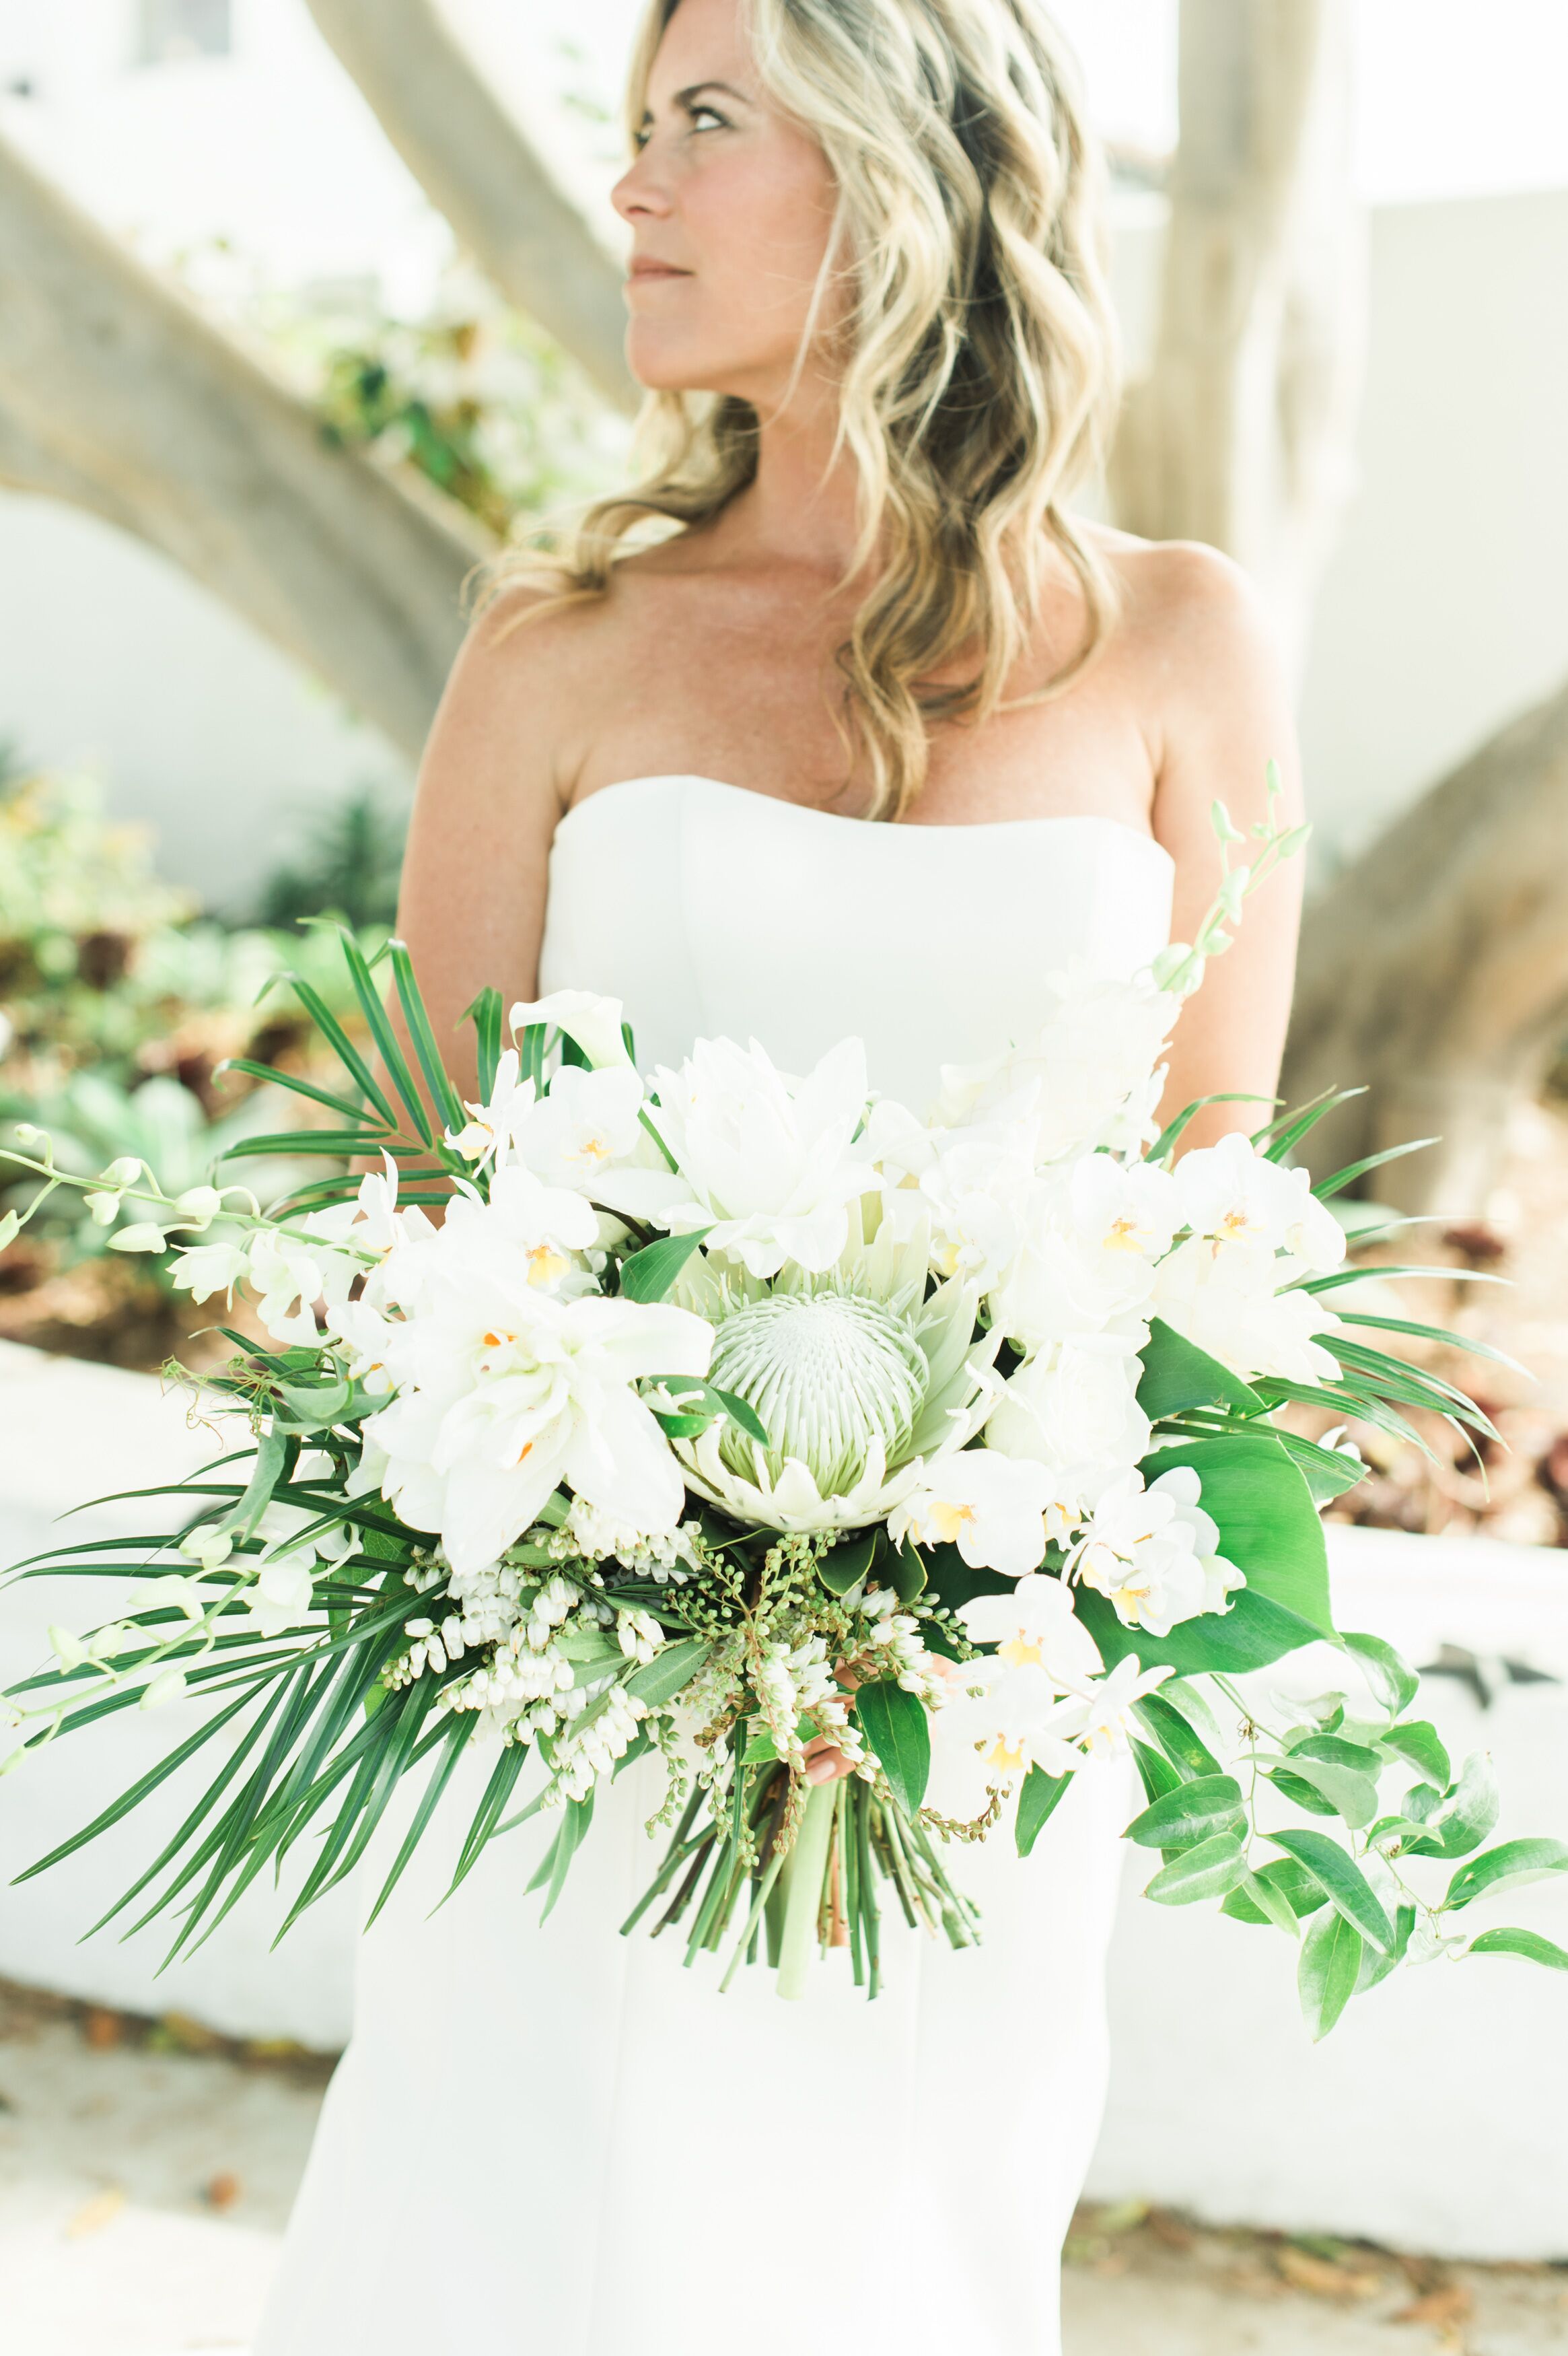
[1,3,1567,2350]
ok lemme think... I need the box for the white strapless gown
[256,776,1175,2356]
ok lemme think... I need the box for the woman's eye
[689,106,728,133]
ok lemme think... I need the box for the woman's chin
[624,330,763,403]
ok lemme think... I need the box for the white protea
[673,1202,999,1533]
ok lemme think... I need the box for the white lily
[601,1035,881,1280]
[509,988,633,1071]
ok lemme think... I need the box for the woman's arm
[1144,545,1306,1152]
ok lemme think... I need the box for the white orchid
[1051,1655,1176,1760]
[1171,1132,1347,1272]
[444,1047,538,1164]
[890,1448,1060,1578]
[935,963,1177,1165]
[987,1154,1177,1352]
[1151,1238,1343,1384]
[509,988,633,1072]
[243,1480,358,1640]
[1067,1465,1244,1636]
[512,1063,647,1196]
[600,1035,881,1280]
[864,1097,1036,1290]
[983,1338,1152,1539]
[958,1572,1104,1687]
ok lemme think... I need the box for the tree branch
[304,0,638,415]
[1110,0,1365,681]
[1284,673,1568,1212]
[0,130,480,761]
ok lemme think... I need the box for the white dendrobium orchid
[600,1036,881,1280]
[1171,1132,1347,1272]
[244,1480,358,1640]
[1051,1655,1176,1760]
[890,1448,1063,1577]
[935,963,1178,1165]
[361,1279,713,1576]
[1068,1465,1244,1636]
[1151,1240,1343,1384]
[509,989,633,1071]
[983,1338,1152,1539]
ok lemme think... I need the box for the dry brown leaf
[1276,2246,1384,2300]
[203,2171,242,2212]
[65,2186,124,2240]
[80,2007,124,2051]
[1394,2283,1476,2329]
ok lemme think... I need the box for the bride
[257,1,1302,2350]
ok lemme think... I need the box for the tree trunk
[1283,674,1568,1214]
[1110,0,1365,683]
[304,0,638,415]
[0,131,480,762]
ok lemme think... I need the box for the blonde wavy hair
[492,0,1120,821]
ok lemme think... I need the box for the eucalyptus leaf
[624,1637,710,1709]
[1222,1859,1328,1931]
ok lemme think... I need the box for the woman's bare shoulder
[1090,524,1285,688]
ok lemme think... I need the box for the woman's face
[612,0,844,406]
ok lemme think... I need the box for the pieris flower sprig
[1,892,1562,2029]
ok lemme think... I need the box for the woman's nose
[612,145,675,225]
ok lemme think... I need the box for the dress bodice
[537,775,1174,1108]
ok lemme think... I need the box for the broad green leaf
[1223,1859,1329,1930]
[1377,1720,1450,1788]
[624,1636,710,1708]
[1466,1926,1568,1969]
[1269,1827,1396,1953]
[1357,1902,1415,1994]
[1446,1838,1568,1912]
[1277,1430,1368,1506]
[1299,1907,1363,2040]
[1287,1731,1386,1776]
[1139,1432,1333,1637]
[1125,1774,1246,1851]
[1136,1319,1265,1422]
[1402,1753,1501,1860]
[1034,1583,1331,1681]
[1131,1739,1184,1807]
[1144,1830,1249,1906]
[818,1528,880,1598]
[1263,1755,1378,1829]
[855,1679,931,1815]
[1016,1764,1072,1857]
[618,1228,712,1303]
[1341,1630,1419,1716]
[1133,1692,1222,1779]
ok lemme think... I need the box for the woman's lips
[627,261,692,282]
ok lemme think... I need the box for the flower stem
[775,1777,836,2001]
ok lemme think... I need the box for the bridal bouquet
[3,800,1565,2033]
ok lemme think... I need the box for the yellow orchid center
[928,1498,976,1545]
[1102,1214,1145,1253]
[985,1733,1027,1772]
[526,1246,568,1286]
[999,1634,1042,1669]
